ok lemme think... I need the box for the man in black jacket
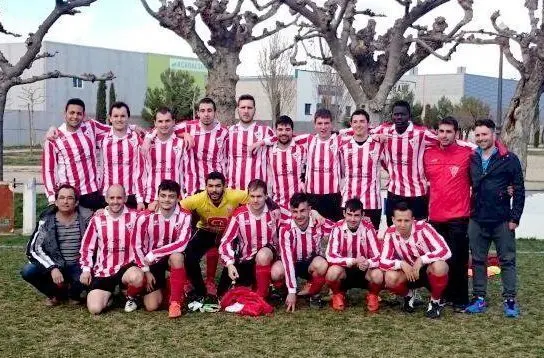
[21,184,93,306]
[465,119,525,318]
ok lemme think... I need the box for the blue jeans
[21,262,84,300]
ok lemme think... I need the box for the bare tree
[311,64,353,126]
[17,86,45,154]
[0,0,114,180]
[258,33,296,124]
[459,1,544,173]
[277,0,473,123]
[141,0,298,125]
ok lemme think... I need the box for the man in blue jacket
[21,184,93,306]
[465,119,525,317]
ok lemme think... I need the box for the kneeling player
[325,199,383,312]
[132,180,192,318]
[218,179,279,298]
[271,193,334,312]
[380,202,451,318]
[79,185,145,314]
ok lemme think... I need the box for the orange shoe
[297,282,312,296]
[366,293,380,312]
[168,301,182,319]
[205,280,217,296]
[331,293,346,311]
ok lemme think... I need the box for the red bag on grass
[220,286,274,316]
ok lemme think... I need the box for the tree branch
[0,23,21,38]
[34,51,59,62]
[140,0,165,24]
[216,0,244,21]
[13,70,115,86]
[251,15,300,42]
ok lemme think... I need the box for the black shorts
[385,192,429,225]
[341,267,369,290]
[294,255,322,280]
[307,193,343,222]
[407,265,431,290]
[91,264,135,292]
[148,257,170,291]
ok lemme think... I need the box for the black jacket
[25,205,93,271]
[469,148,525,224]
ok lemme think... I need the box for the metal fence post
[23,178,36,235]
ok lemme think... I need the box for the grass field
[1,236,543,358]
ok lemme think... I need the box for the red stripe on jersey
[80,208,139,278]
[379,221,452,271]
[219,206,279,265]
[339,138,384,208]
[326,220,381,267]
[268,142,306,207]
[226,122,274,190]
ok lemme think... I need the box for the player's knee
[128,269,145,287]
[326,265,344,281]
[270,261,284,281]
[169,253,184,268]
[429,260,448,275]
[143,295,162,312]
[86,298,106,315]
[310,256,328,276]
[384,270,402,287]
[368,268,384,284]
[255,247,273,265]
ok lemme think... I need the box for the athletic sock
[169,267,187,304]
[127,282,144,298]
[388,281,409,297]
[326,279,343,295]
[368,281,383,295]
[205,247,219,283]
[255,264,272,297]
[272,280,284,289]
[428,272,448,301]
[307,275,326,296]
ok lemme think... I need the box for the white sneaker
[124,297,138,313]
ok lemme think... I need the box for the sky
[0,0,532,80]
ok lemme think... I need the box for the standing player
[98,102,145,210]
[181,172,249,300]
[267,115,306,207]
[143,107,186,210]
[42,98,110,209]
[380,202,451,318]
[132,180,192,318]
[225,94,274,190]
[339,109,384,230]
[325,199,383,312]
[79,185,145,314]
[218,179,280,298]
[424,116,473,311]
[271,193,334,312]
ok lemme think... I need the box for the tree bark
[205,49,240,125]
[0,89,8,181]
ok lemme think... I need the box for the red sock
[388,281,409,296]
[368,281,382,295]
[206,247,219,283]
[127,282,144,298]
[169,267,187,304]
[255,264,272,297]
[273,280,284,289]
[307,275,326,296]
[326,279,343,295]
[428,272,448,301]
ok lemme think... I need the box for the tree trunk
[501,76,542,175]
[205,50,240,126]
[0,89,8,181]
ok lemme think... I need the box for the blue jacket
[469,147,525,224]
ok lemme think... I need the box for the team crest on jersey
[126,223,134,231]
[292,151,300,159]
[408,138,416,147]
[330,143,338,152]
[368,149,378,157]
[254,131,263,140]
[450,166,460,177]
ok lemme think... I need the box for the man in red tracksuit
[424,117,473,311]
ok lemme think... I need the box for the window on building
[72,77,83,88]
[304,103,311,115]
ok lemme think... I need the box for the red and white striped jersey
[372,122,436,197]
[98,129,144,201]
[267,142,306,207]
[379,220,451,271]
[339,137,384,208]
[175,121,229,195]
[80,207,139,278]
[295,133,345,195]
[278,218,334,293]
[219,205,280,266]
[42,120,110,202]
[131,207,192,270]
[326,219,381,268]
[143,134,186,203]
[225,122,274,190]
